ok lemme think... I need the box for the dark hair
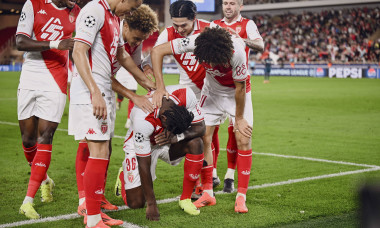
[194,27,234,66]
[169,0,197,20]
[162,105,194,135]
[124,4,158,34]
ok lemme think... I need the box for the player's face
[222,0,242,20]
[172,17,195,37]
[56,0,77,9]
[115,0,142,18]
[123,25,150,48]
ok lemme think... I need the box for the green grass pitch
[0,72,380,227]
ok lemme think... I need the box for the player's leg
[76,140,89,216]
[211,126,221,188]
[224,120,238,193]
[116,93,123,110]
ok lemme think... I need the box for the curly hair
[194,27,234,66]
[162,105,194,135]
[170,0,197,20]
[124,4,158,34]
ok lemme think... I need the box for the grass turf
[0,72,379,227]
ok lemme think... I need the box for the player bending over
[115,85,205,220]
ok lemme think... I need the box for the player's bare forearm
[16,35,74,51]
[136,156,160,221]
[151,42,173,90]
[244,39,264,52]
[183,121,206,140]
[234,80,246,120]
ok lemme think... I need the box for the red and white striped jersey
[16,0,80,94]
[211,15,263,92]
[171,34,249,96]
[70,0,124,104]
[143,19,210,91]
[125,85,204,157]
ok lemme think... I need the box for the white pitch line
[2,167,379,228]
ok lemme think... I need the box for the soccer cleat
[191,185,203,201]
[213,176,221,188]
[114,167,123,198]
[40,178,55,203]
[85,219,110,228]
[235,196,248,213]
[19,202,40,219]
[193,192,216,208]
[100,195,118,210]
[179,199,200,215]
[223,178,234,193]
[84,212,123,226]
[78,201,86,216]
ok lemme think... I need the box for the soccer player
[74,3,158,219]
[142,0,220,194]
[151,27,253,213]
[115,85,205,220]
[16,0,80,219]
[70,0,155,227]
[211,0,263,193]
[114,4,158,129]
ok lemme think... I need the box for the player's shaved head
[194,27,234,66]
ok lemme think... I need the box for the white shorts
[183,83,201,101]
[115,68,138,91]
[199,86,253,127]
[68,98,116,141]
[17,89,66,123]
[122,137,183,190]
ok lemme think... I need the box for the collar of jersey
[221,14,243,25]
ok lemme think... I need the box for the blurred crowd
[253,7,380,64]
[243,0,314,4]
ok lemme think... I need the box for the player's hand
[152,88,169,109]
[227,27,241,38]
[58,38,75,51]
[91,91,107,120]
[131,94,154,113]
[234,118,252,138]
[146,204,160,221]
[140,76,156,92]
[154,130,176,145]
[143,65,154,81]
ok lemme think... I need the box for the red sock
[119,170,127,205]
[127,100,134,119]
[180,153,204,200]
[75,142,89,199]
[237,149,252,195]
[201,165,213,190]
[212,126,220,168]
[26,144,52,198]
[227,125,238,169]
[117,97,123,103]
[84,158,108,215]
[23,144,37,166]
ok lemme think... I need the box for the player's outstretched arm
[116,47,156,91]
[136,156,160,221]
[151,42,174,108]
[234,80,252,138]
[73,41,107,120]
[16,35,74,52]
[154,121,205,146]
[111,77,154,114]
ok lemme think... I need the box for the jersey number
[125,157,137,171]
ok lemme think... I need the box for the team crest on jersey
[127,172,134,182]
[135,132,144,143]
[101,121,108,134]
[236,25,242,34]
[84,15,96,28]
[69,12,76,23]
[20,12,26,21]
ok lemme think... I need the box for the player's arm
[16,35,74,52]
[73,41,106,120]
[154,121,205,146]
[234,80,252,138]
[244,38,264,52]
[244,20,264,52]
[116,47,156,91]
[111,77,154,114]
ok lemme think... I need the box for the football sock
[224,168,235,180]
[84,157,108,216]
[119,170,127,205]
[213,168,217,178]
[79,197,85,206]
[23,196,34,204]
[127,100,134,119]
[180,153,204,200]
[41,175,50,185]
[201,164,213,194]
[236,192,246,201]
[226,125,238,169]
[237,149,252,195]
[75,141,89,199]
[117,97,123,103]
[23,144,37,166]
[87,214,101,227]
[211,126,220,169]
[26,144,52,198]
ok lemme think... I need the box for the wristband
[176,133,185,142]
[49,40,61,49]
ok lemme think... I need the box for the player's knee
[235,136,251,150]
[127,198,145,209]
[184,137,203,155]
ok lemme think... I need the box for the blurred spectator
[253,7,380,64]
